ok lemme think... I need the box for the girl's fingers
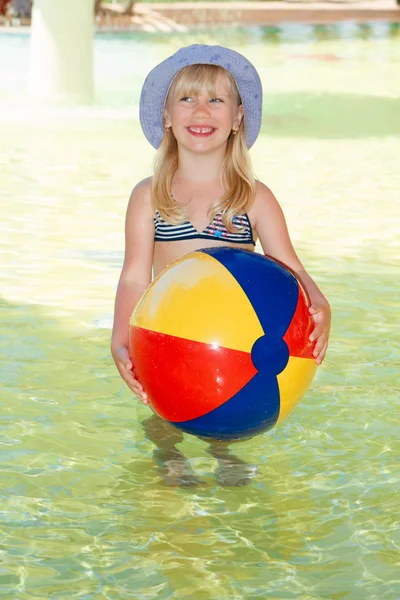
[135,390,149,404]
[122,369,149,404]
[308,306,330,363]
[313,334,327,356]
[126,378,149,403]
[121,366,141,385]
[314,339,328,359]
[131,389,149,404]
[309,324,325,342]
[127,373,142,390]
[315,342,329,365]
[130,390,149,405]
[129,381,148,402]
[113,347,149,404]
[119,361,139,381]
[117,364,148,399]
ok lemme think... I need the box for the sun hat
[139,44,263,149]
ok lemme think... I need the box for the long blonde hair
[151,64,256,232]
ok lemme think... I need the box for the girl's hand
[308,304,331,365]
[112,345,149,404]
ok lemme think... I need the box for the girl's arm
[111,178,154,402]
[253,182,330,364]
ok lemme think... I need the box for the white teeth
[188,127,214,133]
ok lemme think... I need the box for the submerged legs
[143,414,257,487]
[207,440,258,487]
[142,414,203,486]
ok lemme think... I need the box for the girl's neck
[175,147,225,183]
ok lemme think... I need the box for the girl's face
[164,70,244,154]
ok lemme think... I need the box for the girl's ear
[233,104,244,131]
[164,109,172,128]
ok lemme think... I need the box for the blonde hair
[151,64,256,232]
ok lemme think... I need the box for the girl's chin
[178,135,229,153]
[183,143,227,155]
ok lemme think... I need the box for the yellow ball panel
[131,251,264,352]
[277,357,317,424]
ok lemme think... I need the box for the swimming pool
[1,24,399,599]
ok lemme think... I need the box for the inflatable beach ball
[129,247,317,441]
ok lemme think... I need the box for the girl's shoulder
[129,176,153,205]
[250,180,280,218]
[126,177,154,215]
[126,177,154,223]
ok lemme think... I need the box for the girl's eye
[179,96,224,103]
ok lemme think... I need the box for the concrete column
[30,0,94,104]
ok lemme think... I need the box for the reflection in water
[0,22,399,600]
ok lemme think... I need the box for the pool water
[1,24,399,599]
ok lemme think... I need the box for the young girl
[111,44,330,485]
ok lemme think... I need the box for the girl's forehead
[168,66,240,101]
[186,80,231,95]
[177,75,230,93]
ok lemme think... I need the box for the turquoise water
[1,24,400,599]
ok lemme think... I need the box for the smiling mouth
[186,126,216,136]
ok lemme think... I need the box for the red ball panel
[130,326,258,422]
[283,284,315,359]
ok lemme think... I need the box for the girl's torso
[153,208,257,276]
[151,178,258,275]
[154,208,255,244]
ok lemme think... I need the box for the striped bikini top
[154,209,255,245]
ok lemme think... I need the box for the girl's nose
[193,99,211,118]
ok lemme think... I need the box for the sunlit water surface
[0,23,399,599]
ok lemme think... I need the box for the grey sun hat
[139,44,263,149]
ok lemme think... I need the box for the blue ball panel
[169,370,280,441]
[200,247,299,338]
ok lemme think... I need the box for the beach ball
[129,247,317,441]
